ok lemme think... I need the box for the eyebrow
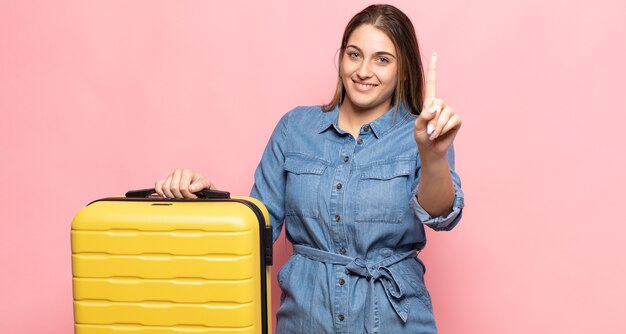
[346,44,397,59]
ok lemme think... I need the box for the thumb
[189,176,212,192]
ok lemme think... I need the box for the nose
[357,59,372,79]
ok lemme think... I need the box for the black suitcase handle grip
[125,188,231,199]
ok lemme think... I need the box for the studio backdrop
[1,0,625,333]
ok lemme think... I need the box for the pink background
[2,0,625,333]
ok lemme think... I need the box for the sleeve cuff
[411,188,464,231]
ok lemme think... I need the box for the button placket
[333,266,348,332]
[331,143,353,333]
[355,123,372,149]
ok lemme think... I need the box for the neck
[338,100,392,137]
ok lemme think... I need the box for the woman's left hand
[414,52,462,159]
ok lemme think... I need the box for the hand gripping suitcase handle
[125,188,231,199]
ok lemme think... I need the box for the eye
[347,51,361,59]
[376,57,390,64]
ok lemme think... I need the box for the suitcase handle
[125,188,231,199]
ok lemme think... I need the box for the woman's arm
[412,52,463,224]
[416,153,455,217]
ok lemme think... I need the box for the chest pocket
[284,156,328,218]
[356,160,415,223]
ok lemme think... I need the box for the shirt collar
[316,105,340,134]
[316,104,413,138]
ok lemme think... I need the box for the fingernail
[427,124,434,135]
[428,105,439,114]
[430,131,438,141]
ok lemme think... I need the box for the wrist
[418,150,449,167]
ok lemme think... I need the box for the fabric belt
[293,244,418,332]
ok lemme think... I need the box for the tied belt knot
[293,244,418,333]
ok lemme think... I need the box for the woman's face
[341,24,398,113]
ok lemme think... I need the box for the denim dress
[250,105,464,334]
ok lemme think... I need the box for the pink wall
[2,0,625,333]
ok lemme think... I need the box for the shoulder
[283,105,324,120]
[278,105,324,128]
[268,105,324,139]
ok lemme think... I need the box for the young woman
[156,4,464,333]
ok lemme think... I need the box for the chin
[345,94,386,111]
[352,101,378,110]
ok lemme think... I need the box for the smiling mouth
[352,80,378,92]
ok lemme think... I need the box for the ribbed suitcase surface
[71,194,272,334]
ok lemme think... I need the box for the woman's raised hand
[414,52,462,158]
[155,168,215,199]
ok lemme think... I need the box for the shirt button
[339,247,347,255]
[336,183,342,190]
[362,124,370,132]
[335,214,341,222]
[357,138,363,145]
[338,278,345,285]
[343,155,349,163]
[338,314,345,321]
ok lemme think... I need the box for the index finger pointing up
[424,52,438,101]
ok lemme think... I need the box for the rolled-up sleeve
[410,145,465,231]
[250,112,289,242]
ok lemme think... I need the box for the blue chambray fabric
[250,104,464,334]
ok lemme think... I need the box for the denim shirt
[250,104,464,333]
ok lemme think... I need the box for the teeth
[357,83,374,90]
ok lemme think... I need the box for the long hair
[322,4,424,115]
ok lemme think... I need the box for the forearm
[416,154,456,217]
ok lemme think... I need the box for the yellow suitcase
[71,189,272,334]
